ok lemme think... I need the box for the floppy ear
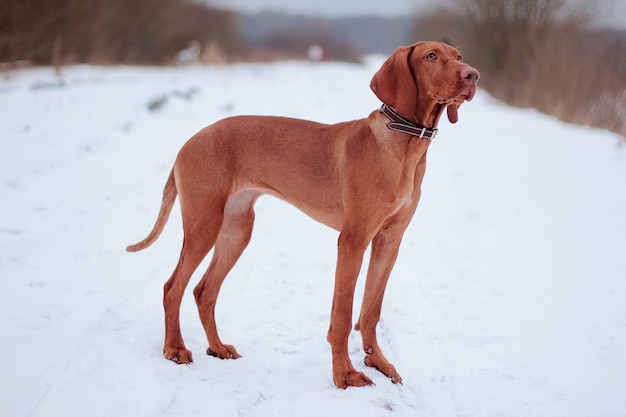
[370,45,418,119]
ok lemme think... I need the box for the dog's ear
[370,45,418,119]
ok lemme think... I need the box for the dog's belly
[229,183,345,232]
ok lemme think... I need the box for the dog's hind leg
[162,199,225,364]
[193,190,260,360]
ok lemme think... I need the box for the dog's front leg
[327,232,374,389]
[355,223,408,385]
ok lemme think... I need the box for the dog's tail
[126,168,177,252]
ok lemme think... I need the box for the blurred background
[1,0,625,137]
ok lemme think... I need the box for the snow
[1,57,625,417]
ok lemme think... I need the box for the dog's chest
[389,142,428,212]
[389,178,417,214]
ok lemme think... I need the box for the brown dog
[127,41,479,388]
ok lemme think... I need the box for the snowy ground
[1,58,625,417]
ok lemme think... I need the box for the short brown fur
[128,41,479,388]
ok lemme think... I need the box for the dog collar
[379,104,437,140]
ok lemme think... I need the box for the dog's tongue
[447,104,459,124]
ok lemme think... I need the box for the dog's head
[371,41,480,126]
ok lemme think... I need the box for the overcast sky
[211,0,626,27]
[211,0,428,17]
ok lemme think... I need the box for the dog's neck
[380,104,438,140]
[412,98,446,129]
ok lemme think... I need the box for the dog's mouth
[435,84,476,104]
[435,84,476,124]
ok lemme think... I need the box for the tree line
[0,0,245,65]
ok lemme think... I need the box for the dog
[127,41,479,388]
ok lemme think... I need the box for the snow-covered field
[1,57,625,417]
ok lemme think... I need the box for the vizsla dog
[127,41,479,388]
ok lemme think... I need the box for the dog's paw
[163,346,193,364]
[334,369,374,389]
[364,352,402,384]
[207,344,241,359]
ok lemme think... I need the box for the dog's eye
[426,52,437,60]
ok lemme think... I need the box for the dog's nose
[461,67,480,85]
